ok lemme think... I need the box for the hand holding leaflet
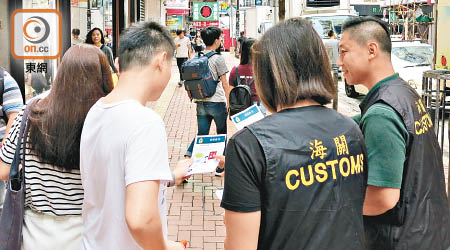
[186,135,227,176]
[231,104,265,131]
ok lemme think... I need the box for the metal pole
[333,68,338,110]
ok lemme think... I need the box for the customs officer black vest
[247,106,367,250]
[360,77,450,250]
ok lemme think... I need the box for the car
[303,13,358,39]
[344,41,433,97]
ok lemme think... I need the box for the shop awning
[166,9,190,15]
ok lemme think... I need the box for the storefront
[4,0,144,102]
[165,0,189,36]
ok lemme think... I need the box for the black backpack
[181,51,219,100]
[228,66,253,116]
[0,67,8,124]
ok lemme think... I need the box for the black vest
[247,106,367,250]
[360,77,450,250]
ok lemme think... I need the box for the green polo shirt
[353,73,409,189]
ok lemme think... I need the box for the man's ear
[368,42,378,60]
[154,51,168,72]
[114,57,120,73]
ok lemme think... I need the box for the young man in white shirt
[174,29,191,87]
[80,22,190,250]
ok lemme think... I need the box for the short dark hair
[85,28,105,45]
[201,27,222,46]
[176,29,185,36]
[240,31,245,36]
[118,22,175,72]
[327,30,334,38]
[72,28,80,36]
[342,16,392,54]
[240,38,255,65]
[252,18,335,112]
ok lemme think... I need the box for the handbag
[0,101,35,250]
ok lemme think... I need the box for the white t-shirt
[80,99,173,250]
[174,36,190,58]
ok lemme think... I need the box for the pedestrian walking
[221,18,367,250]
[80,22,190,250]
[184,27,229,177]
[192,31,205,53]
[71,28,83,46]
[175,29,192,87]
[337,16,450,249]
[228,38,266,115]
[85,28,118,74]
[0,44,113,250]
[323,30,339,69]
[236,31,246,58]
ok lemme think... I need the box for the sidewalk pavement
[153,52,239,250]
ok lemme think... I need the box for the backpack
[181,51,219,100]
[228,66,253,116]
[0,67,7,124]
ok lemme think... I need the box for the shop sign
[166,9,190,15]
[436,2,450,69]
[11,9,62,59]
[192,21,220,28]
[166,0,189,9]
[193,2,219,22]
[167,15,183,28]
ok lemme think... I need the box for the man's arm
[359,104,408,216]
[126,180,167,250]
[187,41,192,59]
[2,112,18,145]
[363,186,400,215]
[125,181,184,250]
[220,74,230,105]
[224,210,261,250]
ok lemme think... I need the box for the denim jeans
[185,102,228,157]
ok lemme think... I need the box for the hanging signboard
[166,0,189,9]
[192,21,220,27]
[435,0,450,69]
[193,2,219,22]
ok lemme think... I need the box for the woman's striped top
[0,108,83,216]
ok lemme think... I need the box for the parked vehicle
[303,13,357,39]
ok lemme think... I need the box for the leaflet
[186,134,227,176]
[215,189,224,201]
[231,104,265,131]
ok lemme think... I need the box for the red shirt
[229,64,259,102]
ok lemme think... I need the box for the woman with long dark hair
[228,38,266,114]
[86,27,118,74]
[0,44,113,250]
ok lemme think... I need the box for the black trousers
[176,57,188,81]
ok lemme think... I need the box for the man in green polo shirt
[338,17,450,249]
[352,74,408,194]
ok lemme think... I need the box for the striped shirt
[0,107,83,216]
[1,69,24,137]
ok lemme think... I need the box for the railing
[421,69,450,199]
